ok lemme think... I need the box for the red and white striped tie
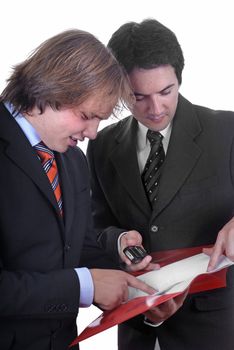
[34,142,63,215]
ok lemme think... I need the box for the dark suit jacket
[87,95,234,350]
[0,103,116,350]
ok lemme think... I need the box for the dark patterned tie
[34,142,63,215]
[142,130,165,207]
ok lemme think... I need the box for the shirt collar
[4,102,41,147]
[137,121,172,151]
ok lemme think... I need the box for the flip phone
[123,245,147,264]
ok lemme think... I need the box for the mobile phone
[123,245,147,264]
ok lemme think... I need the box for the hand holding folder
[70,246,234,347]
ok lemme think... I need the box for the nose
[148,95,163,115]
[84,119,100,140]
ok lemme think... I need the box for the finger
[156,291,187,314]
[126,255,152,272]
[224,235,234,261]
[124,237,140,246]
[157,299,176,314]
[120,234,139,252]
[203,247,213,256]
[122,286,129,303]
[121,231,142,246]
[144,262,161,271]
[145,291,188,322]
[173,290,188,305]
[121,254,134,266]
[127,275,156,295]
[146,300,176,320]
[144,310,164,323]
[207,241,224,271]
[144,302,168,319]
[225,247,234,261]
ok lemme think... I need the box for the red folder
[70,245,228,347]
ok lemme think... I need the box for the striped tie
[142,130,165,207]
[34,142,63,215]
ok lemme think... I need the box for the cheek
[62,117,81,133]
[169,93,179,110]
[170,100,178,117]
[133,103,145,115]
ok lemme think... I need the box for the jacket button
[59,304,68,312]
[64,244,71,251]
[150,225,158,233]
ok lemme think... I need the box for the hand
[204,217,234,271]
[119,230,160,272]
[144,290,187,325]
[90,269,156,310]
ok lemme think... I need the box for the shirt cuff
[74,267,94,307]
[117,231,128,254]
[144,316,164,327]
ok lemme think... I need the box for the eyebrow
[134,83,175,97]
[90,112,109,120]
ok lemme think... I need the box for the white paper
[128,253,234,300]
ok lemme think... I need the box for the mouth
[146,114,165,121]
[69,136,79,147]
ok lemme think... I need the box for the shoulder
[194,103,234,121]
[89,115,132,147]
[63,144,86,161]
[86,116,133,163]
[179,95,234,129]
[98,116,132,138]
[60,146,88,174]
[194,104,234,138]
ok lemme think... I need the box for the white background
[1,1,234,349]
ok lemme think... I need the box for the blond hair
[1,29,134,115]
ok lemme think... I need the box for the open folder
[70,246,234,347]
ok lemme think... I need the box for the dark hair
[1,29,134,114]
[107,19,184,84]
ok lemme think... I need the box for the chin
[62,146,69,153]
[55,145,67,153]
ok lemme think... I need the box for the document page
[128,253,233,299]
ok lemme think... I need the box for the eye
[160,85,174,96]
[81,113,89,120]
[135,95,145,102]
[161,89,171,96]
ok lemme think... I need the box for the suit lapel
[110,117,151,216]
[0,104,64,226]
[152,95,202,217]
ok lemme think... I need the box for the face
[128,65,180,131]
[25,94,115,152]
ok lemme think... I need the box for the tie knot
[147,130,163,146]
[34,141,54,163]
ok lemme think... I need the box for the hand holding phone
[123,245,147,264]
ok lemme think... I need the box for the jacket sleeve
[0,264,80,318]
[86,140,126,262]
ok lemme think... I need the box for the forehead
[78,93,117,117]
[128,65,177,93]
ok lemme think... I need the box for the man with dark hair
[87,19,234,350]
[0,28,155,350]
